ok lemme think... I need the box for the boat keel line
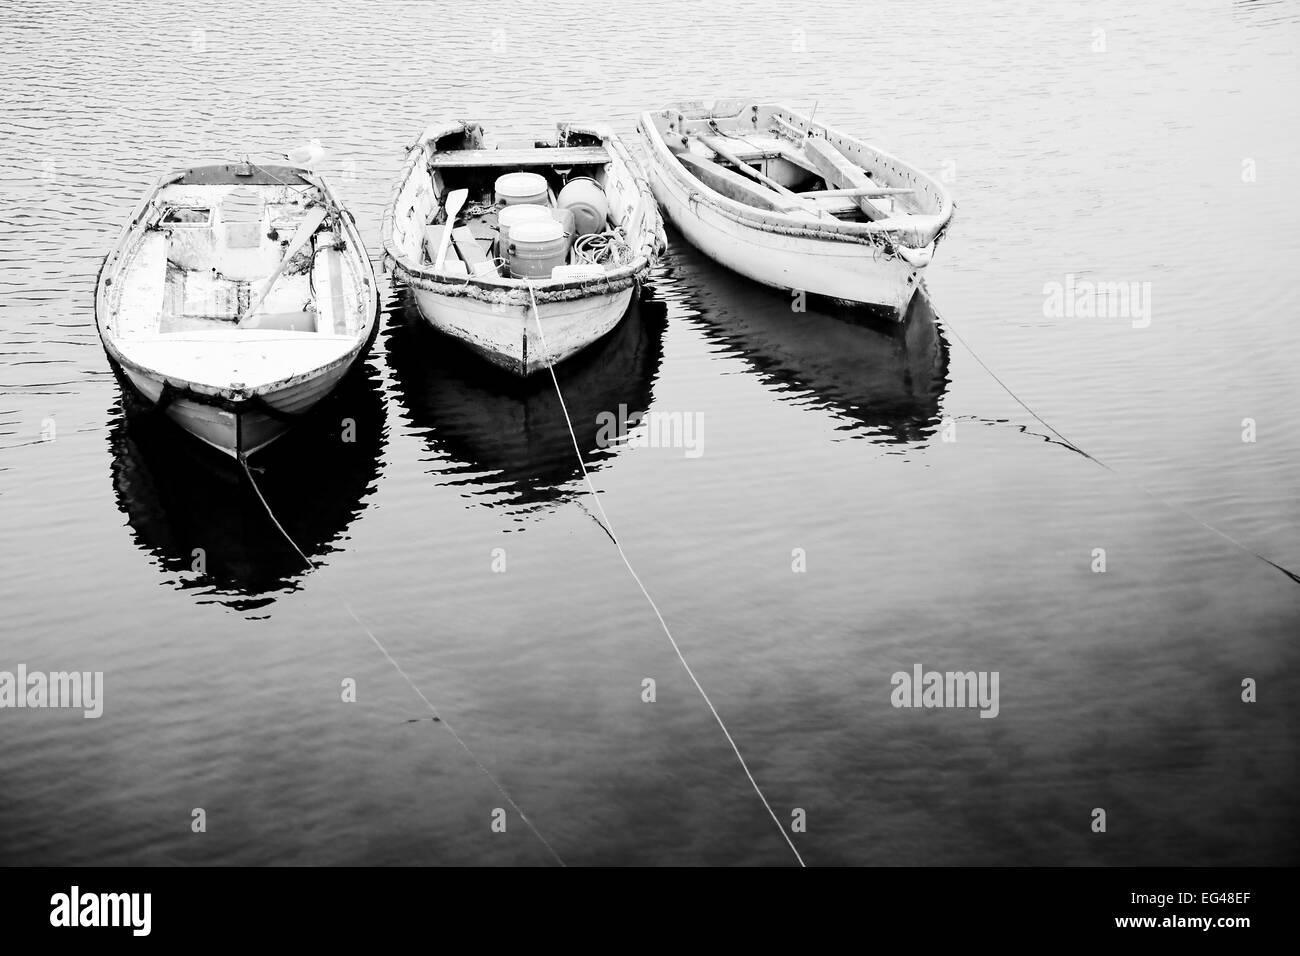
[526,284,807,868]
[236,451,566,867]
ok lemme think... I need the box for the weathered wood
[425,225,461,266]
[802,137,888,221]
[676,153,800,213]
[428,146,609,169]
[690,135,829,219]
[696,133,819,175]
[808,197,870,218]
[768,114,806,140]
[451,226,497,275]
[799,186,915,198]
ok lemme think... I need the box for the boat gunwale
[380,120,663,304]
[638,101,954,250]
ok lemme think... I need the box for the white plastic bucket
[496,204,552,259]
[495,172,549,206]
[508,220,568,279]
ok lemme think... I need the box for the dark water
[0,0,1297,865]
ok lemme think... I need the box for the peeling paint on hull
[650,165,922,312]
[121,361,350,457]
[412,285,634,376]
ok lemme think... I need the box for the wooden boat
[95,161,379,458]
[638,100,955,312]
[382,121,664,376]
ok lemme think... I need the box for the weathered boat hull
[118,356,354,457]
[95,161,378,459]
[411,284,634,376]
[638,101,951,312]
[382,120,663,376]
[648,166,923,311]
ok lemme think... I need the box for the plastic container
[551,264,606,282]
[495,172,549,206]
[556,177,609,236]
[550,206,576,240]
[508,220,568,279]
[496,204,553,259]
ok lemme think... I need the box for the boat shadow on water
[106,361,387,612]
[385,289,667,517]
[660,227,950,444]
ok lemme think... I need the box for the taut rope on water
[237,449,566,866]
[937,312,1300,586]
[526,283,807,867]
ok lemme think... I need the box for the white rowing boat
[382,121,664,376]
[95,161,378,458]
[638,100,955,312]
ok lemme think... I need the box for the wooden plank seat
[676,152,818,219]
[696,134,820,175]
[428,146,610,168]
[803,137,890,221]
[809,196,874,218]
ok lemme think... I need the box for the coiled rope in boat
[572,230,634,267]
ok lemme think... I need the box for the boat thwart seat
[427,146,610,168]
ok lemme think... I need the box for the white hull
[121,357,352,457]
[95,161,378,458]
[649,167,921,311]
[638,101,952,312]
[381,120,663,376]
[412,285,633,376]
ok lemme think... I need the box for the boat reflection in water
[107,362,387,612]
[386,294,666,516]
[662,228,949,443]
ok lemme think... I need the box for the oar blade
[242,204,328,322]
[433,188,469,271]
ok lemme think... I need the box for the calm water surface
[1,0,1297,865]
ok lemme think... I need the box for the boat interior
[416,126,641,283]
[647,103,937,225]
[111,164,363,340]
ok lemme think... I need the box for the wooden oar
[433,188,468,271]
[240,203,327,324]
[800,186,915,198]
[690,134,830,220]
[770,114,805,140]
[801,100,818,150]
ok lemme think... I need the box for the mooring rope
[237,451,566,866]
[938,313,1300,585]
[526,284,806,867]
